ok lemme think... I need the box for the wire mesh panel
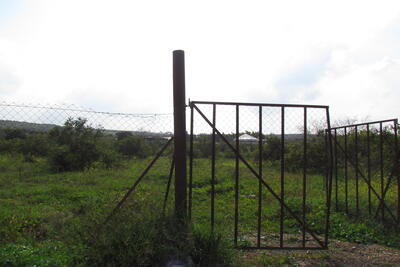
[0,102,173,135]
[189,100,332,249]
[329,119,399,225]
[0,101,174,189]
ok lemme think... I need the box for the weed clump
[83,201,239,266]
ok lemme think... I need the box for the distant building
[234,133,260,144]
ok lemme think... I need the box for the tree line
[0,118,397,175]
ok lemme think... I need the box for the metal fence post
[173,50,187,218]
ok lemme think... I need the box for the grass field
[1,152,400,266]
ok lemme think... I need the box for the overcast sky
[1,0,400,123]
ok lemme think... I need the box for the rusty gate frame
[188,100,333,249]
[327,119,400,224]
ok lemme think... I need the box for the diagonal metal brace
[374,149,400,219]
[103,137,174,226]
[163,155,175,215]
[331,134,398,223]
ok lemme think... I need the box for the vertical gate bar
[334,129,338,211]
[257,106,263,248]
[380,122,384,220]
[302,107,307,247]
[355,126,359,216]
[395,120,399,221]
[324,107,333,248]
[324,132,329,196]
[173,50,187,218]
[188,103,194,220]
[344,127,348,214]
[280,106,285,248]
[367,124,372,214]
[211,104,216,232]
[234,105,239,246]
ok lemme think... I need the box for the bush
[285,135,327,174]
[117,135,152,158]
[97,137,121,169]
[84,202,239,266]
[21,133,50,157]
[4,128,27,140]
[48,118,102,171]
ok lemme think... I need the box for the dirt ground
[244,240,400,266]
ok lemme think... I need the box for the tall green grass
[0,153,399,265]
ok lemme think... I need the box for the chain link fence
[0,101,174,136]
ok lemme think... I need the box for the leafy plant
[48,118,102,171]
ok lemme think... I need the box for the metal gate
[188,101,333,249]
[328,119,399,224]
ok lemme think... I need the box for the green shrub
[84,202,239,266]
[21,133,50,158]
[97,137,121,169]
[117,135,152,158]
[48,118,102,171]
[191,224,238,267]
[4,128,27,140]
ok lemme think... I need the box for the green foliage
[191,224,238,266]
[117,135,152,158]
[0,241,80,267]
[0,119,399,266]
[21,133,50,158]
[4,128,27,140]
[329,213,400,247]
[84,206,238,266]
[115,131,133,141]
[285,134,327,173]
[48,118,103,171]
[262,136,281,161]
[259,254,294,267]
[97,136,121,169]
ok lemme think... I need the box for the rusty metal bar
[193,104,326,248]
[334,129,338,211]
[344,127,348,214]
[367,124,371,214]
[163,156,175,215]
[395,120,399,221]
[330,119,398,130]
[302,107,307,247]
[188,103,194,220]
[280,106,285,248]
[173,50,187,218]
[257,106,263,248]
[324,132,329,198]
[211,104,216,232]
[380,122,384,220]
[355,126,359,216]
[324,107,333,248]
[191,100,328,109]
[234,104,240,246]
[103,138,174,225]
